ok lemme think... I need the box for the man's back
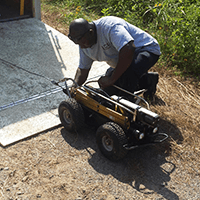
[79,16,161,70]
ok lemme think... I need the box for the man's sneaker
[143,72,159,101]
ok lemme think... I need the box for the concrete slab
[0,109,60,147]
[0,18,109,146]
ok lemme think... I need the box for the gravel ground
[0,121,199,200]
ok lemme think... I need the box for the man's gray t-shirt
[79,16,161,70]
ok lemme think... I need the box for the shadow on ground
[61,115,183,200]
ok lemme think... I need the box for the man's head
[68,18,97,49]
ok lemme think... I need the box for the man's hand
[98,41,135,90]
[70,85,77,97]
[98,76,115,89]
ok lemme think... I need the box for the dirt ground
[0,12,200,200]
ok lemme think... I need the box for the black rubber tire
[58,98,85,132]
[96,122,128,161]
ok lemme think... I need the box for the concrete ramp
[0,18,109,146]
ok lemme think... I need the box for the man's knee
[139,72,159,89]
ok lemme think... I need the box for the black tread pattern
[96,122,128,161]
[58,98,85,132]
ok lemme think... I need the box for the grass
[41,0,101,27]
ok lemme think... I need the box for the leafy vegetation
[41,0,200,77]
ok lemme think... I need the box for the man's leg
[117,51,160,99]
[103,51,159,98]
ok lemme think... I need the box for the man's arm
[98,41,135,89]
[74,67,90,86]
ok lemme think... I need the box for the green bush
[102,0,200,76]
[42,0,200,76]
[149,0,200,75]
